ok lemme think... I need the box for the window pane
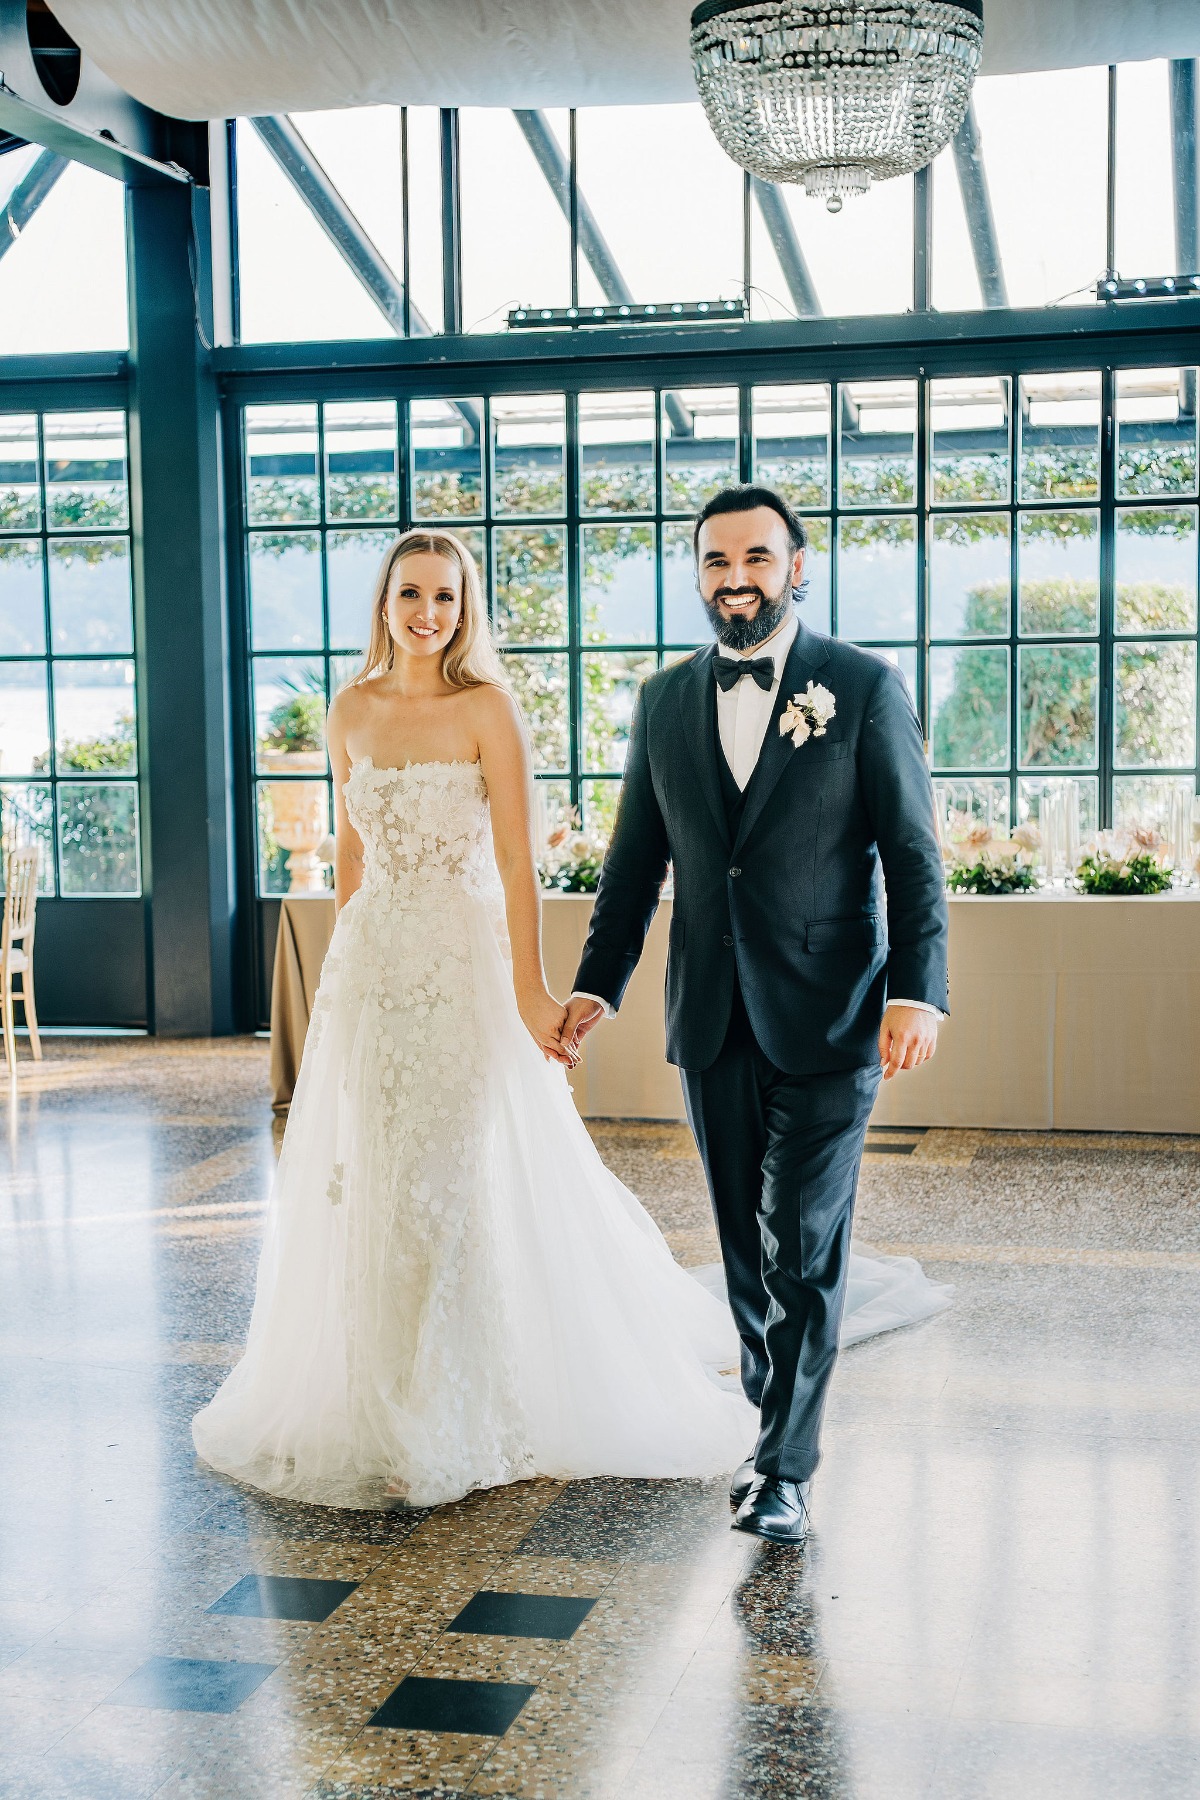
[0,415,40,529]
[663,521,708,644]
[1019,643,1099,768]
[246,405,320,524]
[929,378,1011,505]
[1116,369,1199,499]
[404,107,445,335]
[663,389,738,513]
[1115,506,1198,634]
[574,106,743,306]
[494,526,567,646]
[48,538,132,654]
[257,780,332,896]
[969,68,1106,311]
[933,778,1010,838]
[501,653,569,771]
[930,514,1010,639]
[1113,774,1196,840]
[492,394,566,516]
[44,411,128,530]
[1018,374,1101,502]
[533,778,574,853]
[410,399,484,519]
[752,385,830,509]
[839,382,917,508]
[931,646,1010,771]
[582,524,656,645]
[254,656,327,774]
[249,531,323,652]
[798,518,831,636]
[0,784,54,894]
[235,115,401,343]
[0,540,45,655]
[0,159,127,353]
[1115,63,1177,284]
[837,516,916,640]
[324,401,398,521]
[750,177,914,319]
[1017,776,1099,848]
[583,652,657,773]
[0,662,49,775]
[461,110,571,331]
[327,529,391,652]
[580,392,655,514]
[1114,642,1197,769]
[863,644,918,701]
[1018,511,1099,636]
[58,783,140,896]
[581,779,621,841]
[54,660,137,774]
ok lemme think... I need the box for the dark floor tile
[448,1590,597,1641]
[368,1675,535,1736]
[207,1574,359,1622]
[864,1143,917,1156]
[104,1654,277,1715]
[516,1476,730,1563]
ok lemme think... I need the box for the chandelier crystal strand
[689,0,984,211]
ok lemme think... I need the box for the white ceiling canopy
[47,0,1200,123]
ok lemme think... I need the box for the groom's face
[696,508,805,651]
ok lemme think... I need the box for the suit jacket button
[723,934,734,947]
[729,866,741,877]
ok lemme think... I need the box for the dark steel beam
[749,177,821,317]
[512,108,692,436]
[952,102,1009,310]
[439,108,463,335]
[0,146,67,261]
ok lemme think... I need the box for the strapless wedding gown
[193,759,950,1508]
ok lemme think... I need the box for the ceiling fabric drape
[47,0,1200,122]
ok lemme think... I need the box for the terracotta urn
[261,751,328,892]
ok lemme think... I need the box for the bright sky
[0,61,1185,353]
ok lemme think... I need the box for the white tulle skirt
[193,885,950,1509]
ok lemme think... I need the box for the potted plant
[259,674,329,892]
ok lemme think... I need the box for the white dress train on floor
[192,759,950,1509]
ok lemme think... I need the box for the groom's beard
[701,578,794,652]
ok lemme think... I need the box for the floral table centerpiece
[1073,827,1174,896]
[943,815,1041,896]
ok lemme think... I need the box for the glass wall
[0,409,141,895]
[238,367,1200,892]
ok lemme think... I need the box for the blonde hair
[353,528,509,692]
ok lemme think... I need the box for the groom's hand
[879,1004,939,1080]
[562,995,606,1056]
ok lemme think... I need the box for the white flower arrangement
[779,680,837,748]
[943,815,1041,894]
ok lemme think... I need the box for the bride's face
[385,552,465,660]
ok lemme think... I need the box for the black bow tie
[714,653,776,693]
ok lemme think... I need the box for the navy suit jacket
[573,619,950,1075]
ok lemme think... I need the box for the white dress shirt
[572,614,941,1019]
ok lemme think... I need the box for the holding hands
[518,986,582,1068]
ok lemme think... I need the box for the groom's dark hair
[693,484,808,559]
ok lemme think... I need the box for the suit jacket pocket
[797,739,851,765]
[805,914,886,952]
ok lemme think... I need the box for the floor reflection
[1,1036,1199,1797]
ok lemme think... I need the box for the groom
[562,485,949,1545]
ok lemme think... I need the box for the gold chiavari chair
[2,846,42,1074]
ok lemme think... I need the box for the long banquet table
[269,890,1200,1132]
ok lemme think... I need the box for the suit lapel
[732,622,832,855]
[673,645,731,849]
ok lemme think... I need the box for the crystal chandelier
[690,0,984,211]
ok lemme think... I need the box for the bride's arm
[326,689,365,915]
[475,684,575,1067]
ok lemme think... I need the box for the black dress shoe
[729,1456,756,1510]
[733,1476,812,1544]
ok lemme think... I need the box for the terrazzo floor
[2,1036,1199,1798]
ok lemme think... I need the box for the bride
[193,528,948,1509]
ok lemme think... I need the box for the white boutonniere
[779,681,836,748]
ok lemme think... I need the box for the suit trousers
[680,975,881,1484]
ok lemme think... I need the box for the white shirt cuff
[571,990,616,1021]
[889,998,944,1019]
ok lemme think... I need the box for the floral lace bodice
[343,757,503,907]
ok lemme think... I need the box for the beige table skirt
[269,891,1200,1132]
